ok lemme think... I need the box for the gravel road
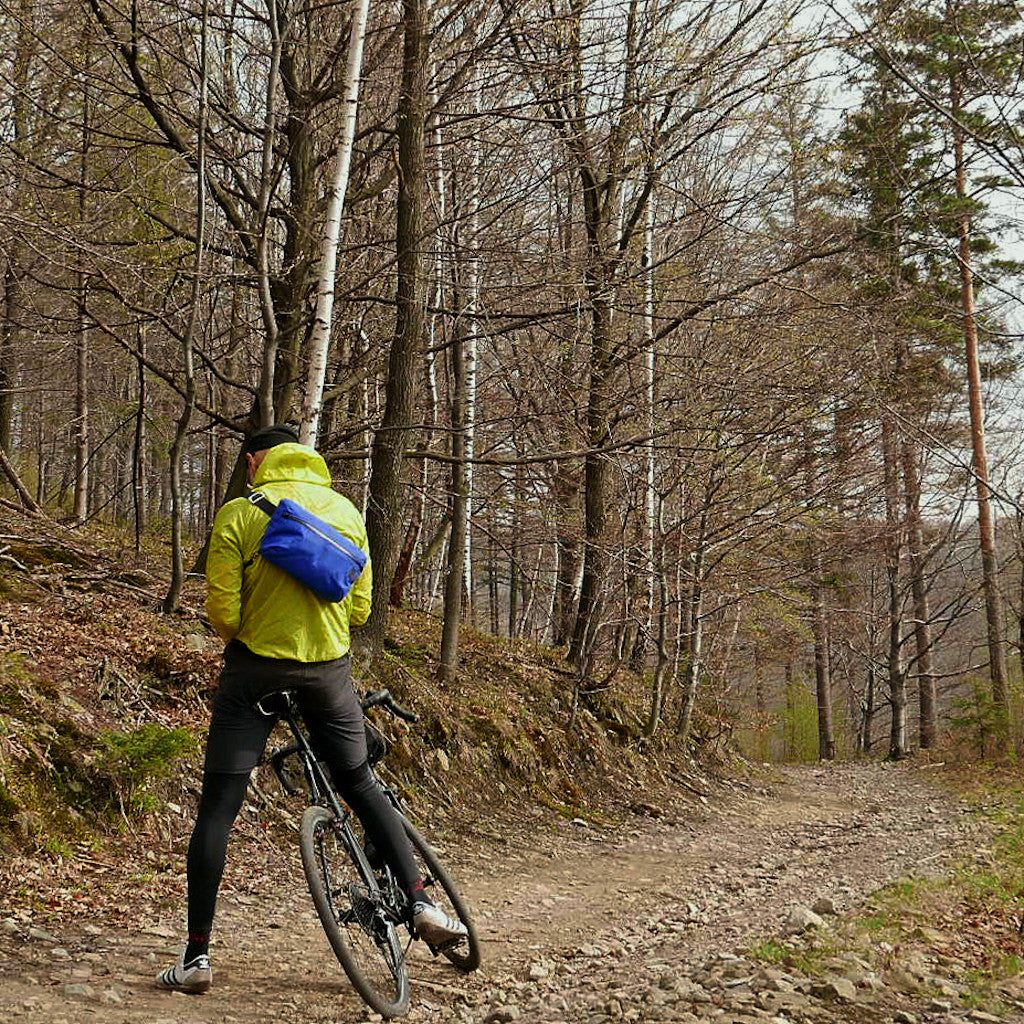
[0,761,1003,1024]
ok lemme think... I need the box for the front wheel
[403,819,481,972]
[300,805,410,1018]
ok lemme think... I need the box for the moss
[47,721,119,815]
[0,779,20,820]
[4,541,90,570]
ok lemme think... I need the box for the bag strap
[248,490,278,517]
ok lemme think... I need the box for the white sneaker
[155,953,212,994]
[412,902,468,945]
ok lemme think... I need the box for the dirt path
[0,762,987,1024]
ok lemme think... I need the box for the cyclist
[156,425,466,994]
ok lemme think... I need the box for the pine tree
[847,0,1023,750]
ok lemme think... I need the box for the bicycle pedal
[428,935,465,955]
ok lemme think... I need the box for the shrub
[96,724,195,818]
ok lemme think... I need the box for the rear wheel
[300,805,410,1018]
[403,819,481,972]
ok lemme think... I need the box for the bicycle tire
[403,818,481,972]
[300,805,410,1018]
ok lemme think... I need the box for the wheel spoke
[300,805,410,1017]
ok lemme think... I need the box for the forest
[1,0,1022,763]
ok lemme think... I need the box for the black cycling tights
[186,765,420,939]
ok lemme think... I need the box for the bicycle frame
[258,685,479,1017]
[257,691,386,901]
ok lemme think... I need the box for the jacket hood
[253,442,332,489]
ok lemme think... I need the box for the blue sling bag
[248,491,368,602]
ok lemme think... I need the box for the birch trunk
[461,212,478,624]
[677,506,708,743]
[299,0,372,444]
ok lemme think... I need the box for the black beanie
[242,424,300,456]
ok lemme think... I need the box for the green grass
[745,938,791,963]
[739,782,1024,1018]
[43,836,74,860]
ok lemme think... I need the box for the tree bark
[163,0,209,614]
[881,409,907,759]
[73,46,91,523]
[677,507,708,744]
[132,326,148,551]
[0,443,42,514]
[438,301,469,681]
[299,0,372,443]
[951,72,1010,742]
[644,573,670,739]
[901,435,937,748]
[364,0,428,656]
[811,559,835,760]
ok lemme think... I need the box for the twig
[412,978,473,998]
[666,772,711,799]
[0,546,29,573]
[0,444,44,515]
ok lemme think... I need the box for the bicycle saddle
[254,689,298,717]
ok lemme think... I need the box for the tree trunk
[860,664,876,754]
[390,79,445,610]
[299,0,372,443]
[73,276,90,523]
[508,468,521,638]
[551,455,580,647]
[811,553,835,760]
[363,0,428,656]
[677,508,708,743]
[568,285,614,668]
[1,0,35,461]
[0,443,41,514]
[784,659,796,760]
[438,301,469,681]
[644,574,670,739]
[163,0,208,614]
[881,408,907,759]
[1017,512,1024,688]
[754,644,767,761]
[631,195,657,673]
[0,263,21,460]
[132,327,148,551]
[951,71,1010,742]
[901,436,937,748]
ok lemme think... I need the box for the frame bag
[249,491,367,602]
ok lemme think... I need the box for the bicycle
[256,686,480,1018]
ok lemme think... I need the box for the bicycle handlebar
[361,688,420,723]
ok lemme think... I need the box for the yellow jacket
[206,443,372,661]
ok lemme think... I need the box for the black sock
[184,935,209,964]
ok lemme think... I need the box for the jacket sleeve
[348,531,373,628]
[206,501,248,642]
